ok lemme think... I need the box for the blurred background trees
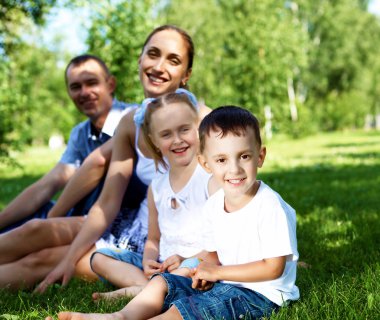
[1,0,380,163]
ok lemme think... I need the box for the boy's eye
[241,154,251,160]
[216,158,226,163]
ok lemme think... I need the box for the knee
[18,219,45,237]
[84,150,107,168]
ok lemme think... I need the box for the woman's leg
[74,245,99,282]
[0,216,85,264]
[0,245,70,290]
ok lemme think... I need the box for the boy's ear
[198,154,212,173]
[257,146,266,168]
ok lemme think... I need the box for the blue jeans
[156,273,278,320]
[90,248,144,272]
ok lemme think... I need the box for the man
[0,54,137,233]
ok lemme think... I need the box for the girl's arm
[35,113,138,292]
[142,186,162,276]
[48,139,113,218]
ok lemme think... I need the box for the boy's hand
[160,254,184,272]
[143,259,162,277]
[190,261,219,291]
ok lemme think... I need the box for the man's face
[66,59,115,124]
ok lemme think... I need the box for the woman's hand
[34,258,75,293]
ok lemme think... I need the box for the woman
[0,25,209,291]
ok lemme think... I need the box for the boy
[54,106,299,320]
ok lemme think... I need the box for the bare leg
[53,275,169,320]
[74,246,98,282]
[0,245,69,290]
[0,244,97,290]
[149,306,182,320]
[92,286,144,301]
[0,217,84,264]
[91,253,148,300]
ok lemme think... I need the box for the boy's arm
[47,139,113,218]
[142,186,162,276]
[0,163,75,229]
[193,256,286,287]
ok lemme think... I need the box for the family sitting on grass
[0,25,299,320]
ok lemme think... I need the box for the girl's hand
[160,254,184,272]
[143,259,162,277]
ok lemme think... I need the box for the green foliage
[86,0,158,103]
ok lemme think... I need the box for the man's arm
[47,139,113,218]
[0,163,75,229]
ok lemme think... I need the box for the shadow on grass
[260,160,380,278]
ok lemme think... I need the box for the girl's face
[139,30,192,98]
[149,102,198,168]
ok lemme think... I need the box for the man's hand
[34,259,75,293]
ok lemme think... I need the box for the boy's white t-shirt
[202,181,300,306]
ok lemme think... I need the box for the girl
[90,90,218,300]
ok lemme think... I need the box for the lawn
[1,131,379,319]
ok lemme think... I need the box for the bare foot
[57,311,123,320]
[92,286,143,301]
[297,261,312,269]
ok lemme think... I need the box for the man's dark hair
[64,54,111,85]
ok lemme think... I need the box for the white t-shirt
[202,181,300,306]
[151,164,211,261]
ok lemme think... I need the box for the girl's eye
[216,158,226,163]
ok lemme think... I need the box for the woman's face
[139,29,192,98]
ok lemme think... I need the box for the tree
[86,0,158,103]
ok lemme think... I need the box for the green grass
[1,131,379,319]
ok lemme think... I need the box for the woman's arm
[142,186,162,277]
[35,113,138,292]
[47,139,113,218]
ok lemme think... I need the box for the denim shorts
[90,248,144,278]
[155,273,278,320]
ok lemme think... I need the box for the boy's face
[199,127,266,207]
